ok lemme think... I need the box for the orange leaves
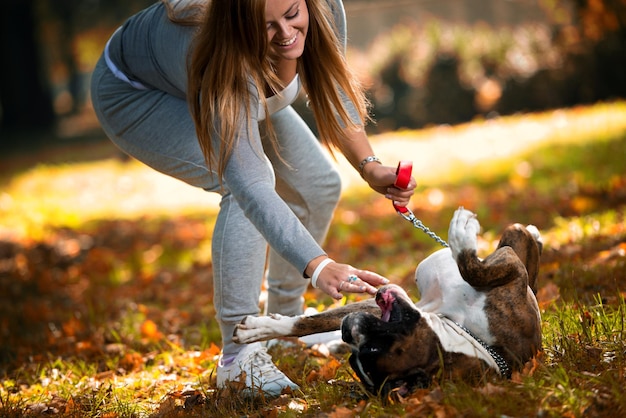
[61,316,85,337]
[570,196,598,214]
[1,124,625,416]
[591,242,626,266]
[345,229,394,250]
[13,251,29,276]
[206,342,221,357]
[537,282,561,310]
[394,387,459,417]
[140,319,164,341]
[118,351,144,372]
[142,388,207,417]
[159,389,206,413]
[306,357,342,384]
[512,352,544,383]
[82,246,117,275]
[328,406,359,417]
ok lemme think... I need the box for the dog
[233,207,543,396]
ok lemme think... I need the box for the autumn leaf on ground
[306,357,342,383]
[141,319,164,341]
[537,281,561,309]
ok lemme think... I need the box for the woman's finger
[318,264,388,299]
[355,270,389,287]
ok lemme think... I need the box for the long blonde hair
[165,0,369,178]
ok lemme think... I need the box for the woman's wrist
[311,258,334,289]
[360,158,383,184]
[358,155,381,177]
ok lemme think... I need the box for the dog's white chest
[415,248,494,344]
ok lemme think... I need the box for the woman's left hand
[316,260,390,300]
[361,163,416,208]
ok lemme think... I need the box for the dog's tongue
[378,290,394,322]
[381,309,391,322]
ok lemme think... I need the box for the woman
[91,0,415,396]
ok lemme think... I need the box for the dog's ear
[348,352,376,393]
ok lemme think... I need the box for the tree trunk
[0,0,54,138]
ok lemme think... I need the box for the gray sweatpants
[90,58,341,357]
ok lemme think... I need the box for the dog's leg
[496,223,543,293]
[233,299,380,344]
[448,207,528,288]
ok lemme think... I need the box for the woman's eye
[287,9,299,19]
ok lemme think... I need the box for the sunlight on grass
[0,159,220,241]
[366,101,626,188]
[549,209,626,245]
[1,346,219,416]
[2,101,625,242]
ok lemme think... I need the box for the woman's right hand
[307,257,389,299]
[362,163,416,209]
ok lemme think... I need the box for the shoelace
[241,348,286,383]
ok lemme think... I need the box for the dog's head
[341,284,441,397]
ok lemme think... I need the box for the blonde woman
[91,0,415,396]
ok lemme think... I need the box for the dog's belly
[415,248,493,344]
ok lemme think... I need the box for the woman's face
[265,0,309,62]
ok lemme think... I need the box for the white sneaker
[216,342,299,397]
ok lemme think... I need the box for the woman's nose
[275,22,291,38]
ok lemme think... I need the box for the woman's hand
[307,257,389,300]
[362,163,416,209]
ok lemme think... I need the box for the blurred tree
[2,0,624,142]
[0,0,54,135]
[567,0,626,101]
[572,0,626,40]
[49,0,84,115]
[0,0,153,144]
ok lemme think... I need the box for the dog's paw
[448,207,480,260]
[232,316,254,344]
[233,314,297,344]
[233,316,269,344]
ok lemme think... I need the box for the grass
[1,101,626,416]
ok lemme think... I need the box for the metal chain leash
[393,160,449,248]
[397,208,449,248]
[451,319,511,378]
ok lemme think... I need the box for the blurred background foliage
[0,0,625,144]
[346,0,626,132]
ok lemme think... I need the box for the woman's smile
[266,0,309,61]
[276,33,298,47]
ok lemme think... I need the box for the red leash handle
[393,161,413,214]
[392,161,450,248]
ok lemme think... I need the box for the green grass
[1,101,626,416]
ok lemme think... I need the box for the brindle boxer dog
[233,207,543,396]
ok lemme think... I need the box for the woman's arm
[303,127,416,299]
[338,128,416,208]
[326,1,416,205]
[218,97,388,299]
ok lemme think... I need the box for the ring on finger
[339,281,345,291]
[348,274,358,283]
